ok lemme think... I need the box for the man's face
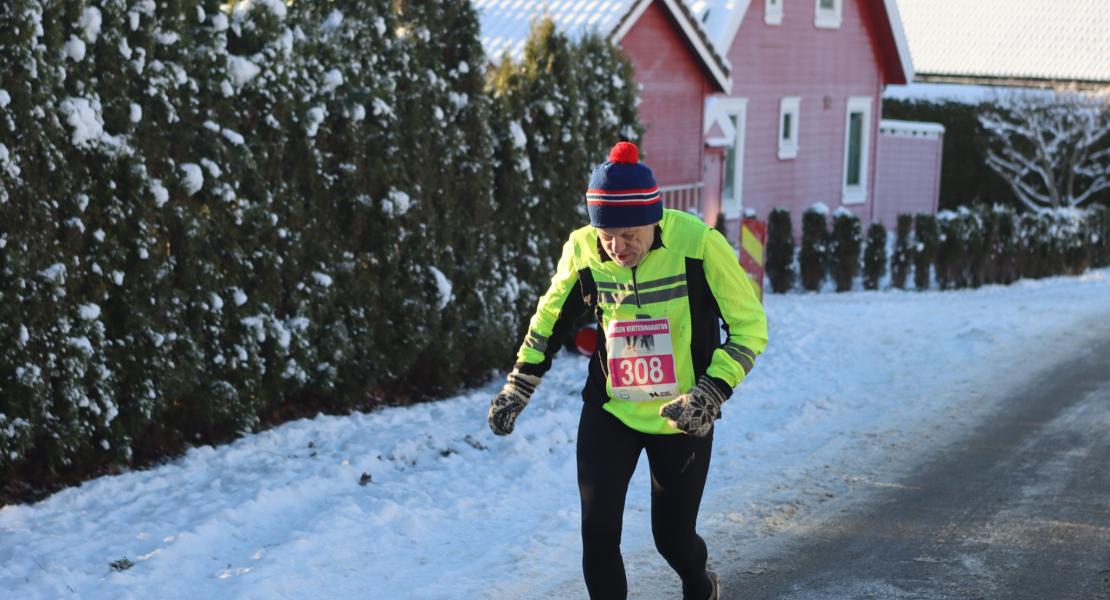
[597,223,656,268]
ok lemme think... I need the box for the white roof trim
[882,0,915,83]
[614,0,733,94]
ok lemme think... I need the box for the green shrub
[0,3,643,501]
[986,205,1020,284]
[488,20,643,340]
[799,205,830,292]
[863,223,888,290]
[829,209,862,292]
[891,214,914,289]
[1090,205,1110,268]
[765,208,795,293]
[935,211,965,289]
[913,214,939,290]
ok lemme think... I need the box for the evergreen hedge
[799,205,829,292]
[863,222,887,291]
[765,207,794,294]
[1091,205,1110,268]
[891,214,913,289]
[751,205,1105,295]
[912,214,940,290]
[0,1,641,501]
[829,209,862,292]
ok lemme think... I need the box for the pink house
[696,0,942,234]
[474,0,943,236]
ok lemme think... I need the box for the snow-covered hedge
[891,214,913,289]
[761,203,1107,294]
[799,204,829,292]
[863,222,887,291]
[486,20,643,324]
[829,208,862,292]
[0,1,641,499]
[765,207,795,293]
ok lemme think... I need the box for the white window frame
[841,96,872,205]
[777,96,800,160]
[764,0,783,25]
[814,0,842,29]
[715,98,748,220]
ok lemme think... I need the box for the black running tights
[577,401,713,600]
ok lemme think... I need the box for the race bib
[606,318,680,402]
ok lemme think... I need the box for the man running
[488,141,768,600]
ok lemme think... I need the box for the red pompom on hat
[608,141,639,164]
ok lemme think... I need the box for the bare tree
[978,90,1110,209]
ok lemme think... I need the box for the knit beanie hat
[586,142,662,228]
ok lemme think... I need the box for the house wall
[622,1,710,188]
[724,0,886,226]
[873,124,943,229]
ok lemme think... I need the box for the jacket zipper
[631,265,642,308]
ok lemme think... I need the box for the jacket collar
[597,225,665,263]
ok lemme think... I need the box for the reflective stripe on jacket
[514,209,768,434]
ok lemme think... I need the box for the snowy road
[721,319,1110,599]
[2,270,1109,599]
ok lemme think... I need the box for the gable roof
[688,0,913,85]
[473,0,732,93]
[894,0,1110,86]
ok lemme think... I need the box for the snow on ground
[2,270,1110,599]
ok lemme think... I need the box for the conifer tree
[393,0,502,395]
[964,208,987,287]
[765,208,795,293]
[829,210,862,292]
[799,206,829,292]
[913,214,939,290]
[863,222,887,290]
[890,214,913,289]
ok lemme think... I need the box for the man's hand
[487,371,541,436]
[659,376,728,437]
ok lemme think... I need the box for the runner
[488,141,768,600]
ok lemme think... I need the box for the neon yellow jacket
[514,209,768,434]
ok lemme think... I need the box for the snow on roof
[474,0,731,92]
[686,0,749,51]
[894,0,1110,84]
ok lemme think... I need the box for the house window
[765,0,783,25]
[778,97,800,160]
[815,0,842,28]
[842,96,872,205]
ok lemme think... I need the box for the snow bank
[2,270,1109,599]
